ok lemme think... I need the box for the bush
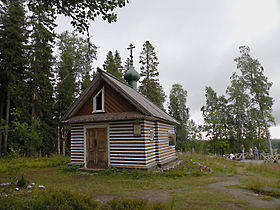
[28,190,98,210]
[16,174,27,187]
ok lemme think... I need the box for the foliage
[139,41,166,109]
[16,174,27,187]
[201,46,274,155]
[28,190,98,209]
[9,111,41,156]
[168,84,190,149]
[27,0,128,33]
[56,30,97,100]
[235,46,275,154]
[201,87,230,154]
[0,0,29,156]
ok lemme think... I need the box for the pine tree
[103,50,123,80]
[139,41,166,109]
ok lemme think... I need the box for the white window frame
[92,87,104,113]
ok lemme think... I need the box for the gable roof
[61,69,179,125]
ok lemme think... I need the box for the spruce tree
[139,41,166,109]
[103,50,123,80]
[0,0,28,156]
[28,3,57,155]
[124,57,130,74]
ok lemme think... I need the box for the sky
[56,0,280,138]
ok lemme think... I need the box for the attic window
[93,87,104,113]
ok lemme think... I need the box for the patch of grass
[170,186,246,210]
[245,162,280,178]
[0,190,168,210]
[100,198,169,210]
[59,165,80,173]
[0,155,70,173]
[0,189,98,210]
[242,177,280,197]
[177,153,239,175]
[0,153,254,209]
[241,163,280,197]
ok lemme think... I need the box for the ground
[1,154,280,209]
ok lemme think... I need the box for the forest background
[0,0,279,158]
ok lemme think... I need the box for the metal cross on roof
[127,44,135,64]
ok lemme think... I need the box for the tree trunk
[258,101,273,155]
[31,92,36,122]
[264,123,273,155]
[0,94,4,157]
[241,140,245,160]
[4,91,10,157]
[57,123,60,154]
[62,125,66,156]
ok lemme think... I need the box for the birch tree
[235,46,275,154]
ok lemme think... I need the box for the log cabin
[61,61,179,170]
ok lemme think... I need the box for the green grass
[170,187,246,210]
[241,162,280,197]
[1,153,278,209]
[0,155,69,173]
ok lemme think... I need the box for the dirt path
[206,176,280,209]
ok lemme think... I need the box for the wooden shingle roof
[62,69,179,125]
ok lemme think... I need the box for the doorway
[86,127,108,169]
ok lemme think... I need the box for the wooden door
[86,128,108,169]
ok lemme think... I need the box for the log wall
[70,120,176,169]
[70,125,84,165]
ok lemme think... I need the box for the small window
[169,132,176,146]
[93,87,104,113]
[149,129,154,141]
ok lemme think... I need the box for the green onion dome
[124,64,140,90]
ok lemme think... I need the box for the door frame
[83,124,110,168]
